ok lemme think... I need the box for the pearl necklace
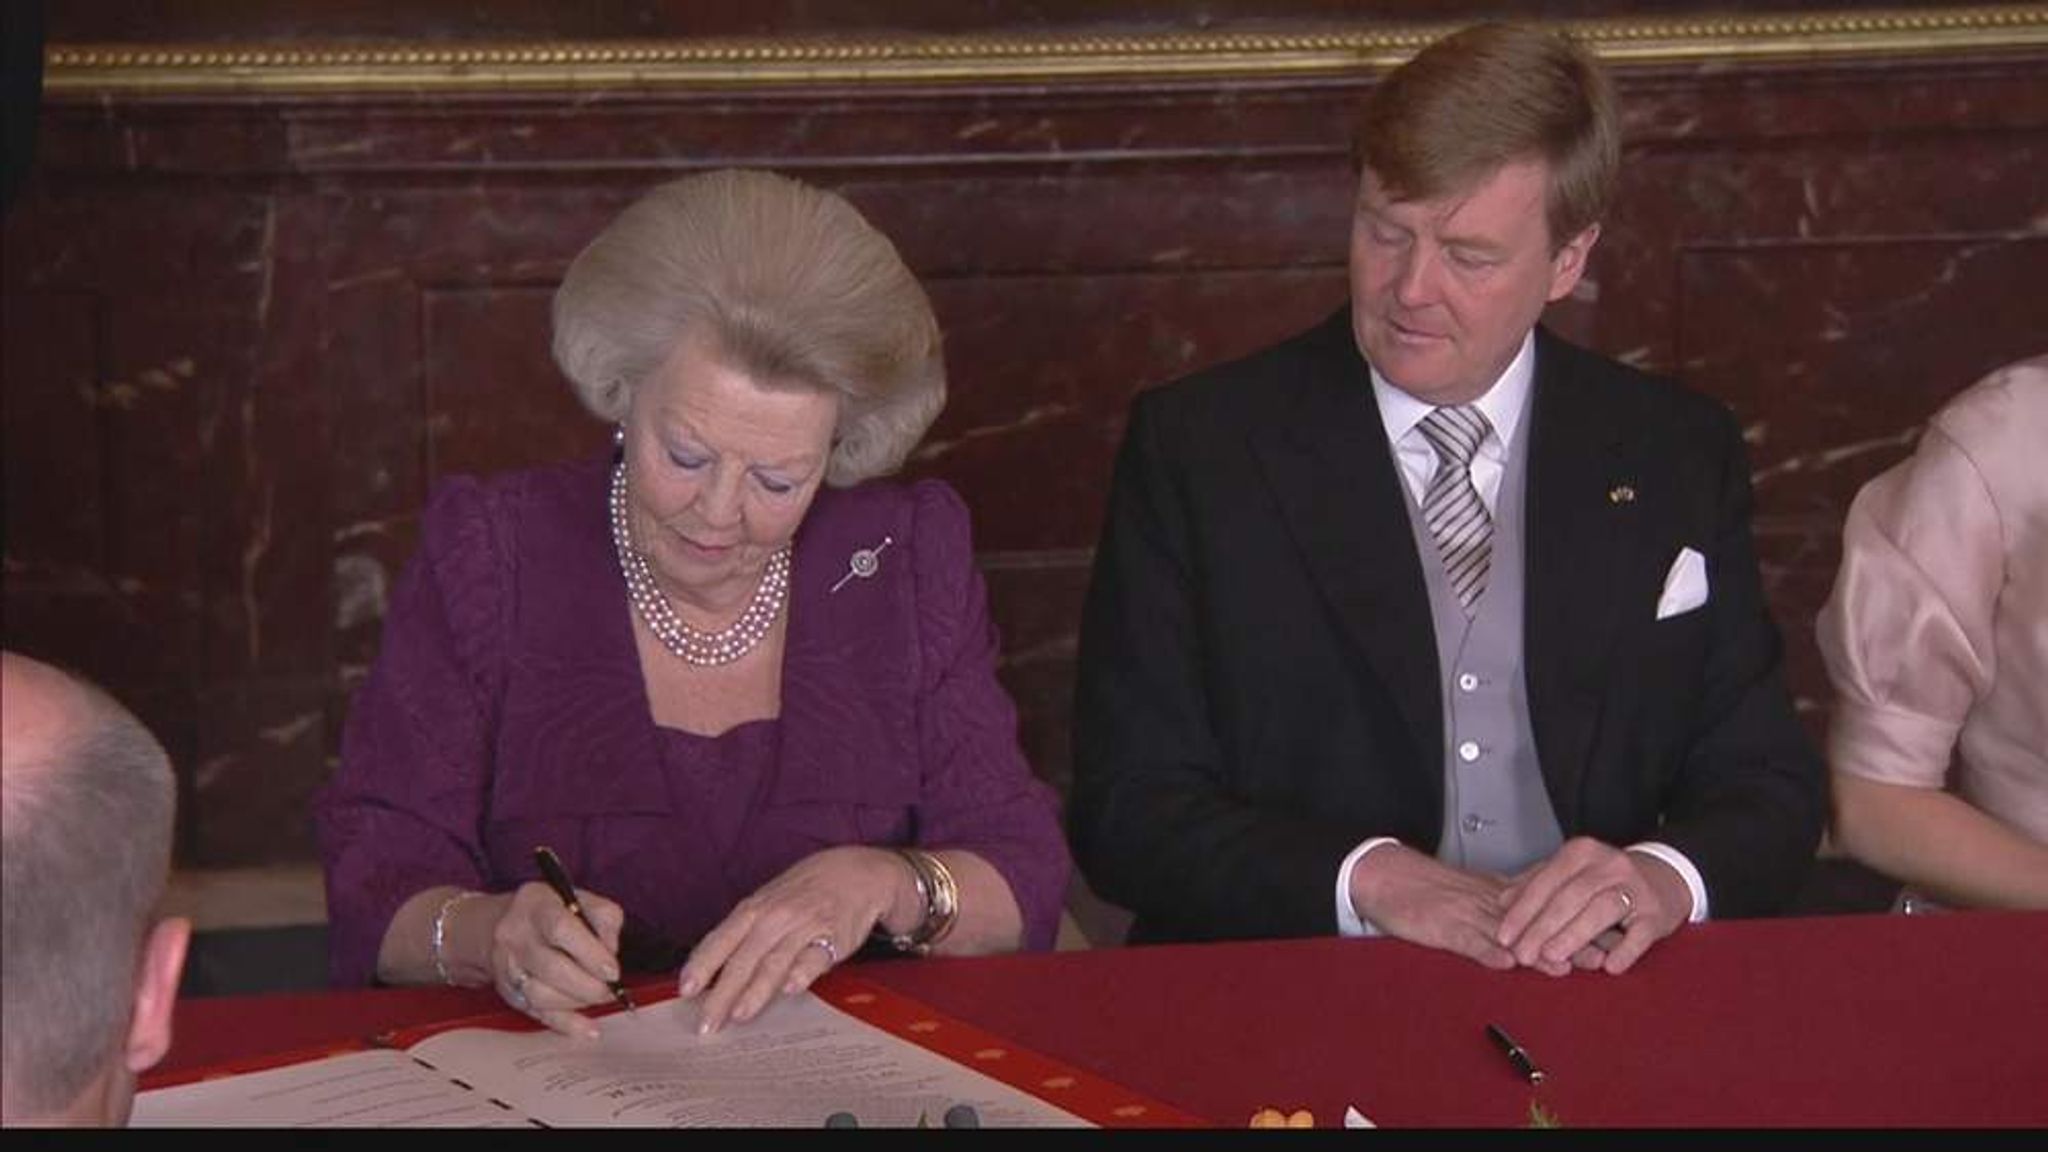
[609,463,790,667]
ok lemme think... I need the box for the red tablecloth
[155,910,2048,1127]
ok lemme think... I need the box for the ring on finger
[507,967,533,1011]
[807,935,840,966]
[1611,886,1636,923]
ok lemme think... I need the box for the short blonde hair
[1353,22,1618,249]
[552,169,946,486]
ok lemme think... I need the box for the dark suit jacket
[1071,309,1824,943]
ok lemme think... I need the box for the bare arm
[1832,773,2048,910]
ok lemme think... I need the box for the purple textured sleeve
[312,475,512,985]
[905,480,1073,952]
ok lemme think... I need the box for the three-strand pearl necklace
[609,462,790,667]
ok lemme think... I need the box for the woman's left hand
[676,845,904,1034]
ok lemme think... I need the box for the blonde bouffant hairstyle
[551,168,946,487]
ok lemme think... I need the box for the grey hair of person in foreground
[2,651,188,1127]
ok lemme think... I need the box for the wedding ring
[1612,887,1636,923]
[808,935,840,965]
[507,968,532,1011]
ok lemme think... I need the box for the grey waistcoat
[1397,406,1564,875]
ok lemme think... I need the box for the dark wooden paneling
[5,45,2043,868]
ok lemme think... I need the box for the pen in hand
[1485,1022,1545,1084]
[532,845,638,1013]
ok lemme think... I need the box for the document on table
[131,1048,538,1128]
[133,989,1092,1128]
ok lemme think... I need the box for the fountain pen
[533,845,638,1012]
[1485,1022,1546,1084]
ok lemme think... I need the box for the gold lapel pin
[1608,484,1636,505]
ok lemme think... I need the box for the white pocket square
[1656,547,1709,620]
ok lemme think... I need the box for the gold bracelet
[877,848,959,957]
[430,890,483,986]
[922,851,959,951]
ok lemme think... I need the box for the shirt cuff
[1626,842,1709,922]
[1336,837,1405,937]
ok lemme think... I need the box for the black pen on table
[1485,1022,1545,1084]
[532,845,638,1013]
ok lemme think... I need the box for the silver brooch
[830,536,894,593]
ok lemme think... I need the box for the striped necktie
[1418,405,1493,615]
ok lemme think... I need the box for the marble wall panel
[912,266,1350,549]
[857,165,1360,277]
[1,183,359,862]
[3,289,102,583]
[1685,238,2048,523]
[1678,234,2048,742]
[982,553,1096,801]
[273,86,1363,179]
[3,190,260,687]
[423,286,602,483]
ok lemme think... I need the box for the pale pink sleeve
[1815,424,2002,790]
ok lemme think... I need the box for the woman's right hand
[677,845,911,1034]
[485,881,629,1039]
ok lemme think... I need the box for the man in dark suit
[1071,22,1823,975]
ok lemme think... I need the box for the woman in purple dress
[314,169,1071,1037]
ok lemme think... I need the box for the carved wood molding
[43,5,2048,97]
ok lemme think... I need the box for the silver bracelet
[430,890,483,986]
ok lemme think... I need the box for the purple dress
[313,455,1071,985]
